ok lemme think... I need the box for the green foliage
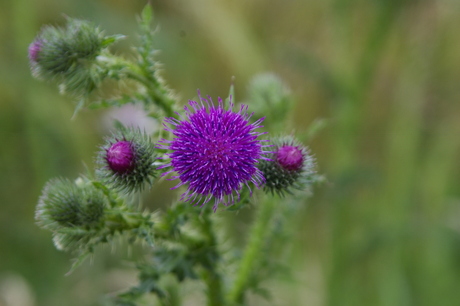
[134,5,177,117]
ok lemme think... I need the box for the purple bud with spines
[106,141,135,174]
[258,136,315,196]
[96,128,158,193]
[157,92,273,211]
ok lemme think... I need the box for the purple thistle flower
[106,141,135,174]
[28,39,42,63]
[157,93,271,211]
[276,145,304,171]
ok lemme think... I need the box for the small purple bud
[276,145,303,171]
[259,136,315,196]
[28,40,42,63]
[106,141,135,173]
[97,129,158,193]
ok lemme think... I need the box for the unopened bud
[96,128,158,193]
[259,136,315,196]
[36,177,106,230]
[246,73,292,126]
[29,18,122,96]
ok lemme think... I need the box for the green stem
[147,86,176,118]
[200,209,225,306]
[227,196,276,304]
[104,208,147,230]
[99,55,177,118]
[203,269,224,306]
[124,68,176,118]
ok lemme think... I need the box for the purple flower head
[276,145,304,171]
[28,39,42,63]
[157,92,272,211]
[106,141,135,174]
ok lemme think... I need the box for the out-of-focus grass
[1,0,459,305]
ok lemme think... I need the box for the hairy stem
[227,196,276,304]
[124,67,176,118]
[202,268,224,306]
[200,209,225,306]
[99,55,176,117]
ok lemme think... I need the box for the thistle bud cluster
[259,136,316,196]
[29,18,122,96]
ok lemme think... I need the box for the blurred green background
[1,0,460,305]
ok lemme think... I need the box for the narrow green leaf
[113,119,127,131]
[141,4,153,25]
[226,76,236,104]
[71,98,86,120]
[92,181,111,196]
[302,118,328,142]
[65,251,91,276]
[101,34,126,47]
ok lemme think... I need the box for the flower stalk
[227,195,276,304]
[200,209,225,306]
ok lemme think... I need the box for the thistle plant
[30,5,322,305]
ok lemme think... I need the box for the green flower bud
[246,73,293,127]
[259,136,315,196]
[96,128,158,193]
[36,177,106,231]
